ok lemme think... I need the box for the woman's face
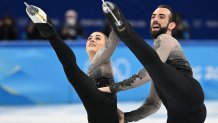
[86,32,107,55]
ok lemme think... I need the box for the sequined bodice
[88,63,115,88]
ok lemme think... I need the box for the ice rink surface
[0,101,217,123]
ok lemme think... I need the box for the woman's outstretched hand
[98,86,111,93]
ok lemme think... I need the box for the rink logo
[193,66,218,82]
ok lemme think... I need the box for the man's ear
[168,22,176,30]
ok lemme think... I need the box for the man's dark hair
[157,5,177,23]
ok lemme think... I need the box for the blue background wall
[0,40,218,105]
[0,0,218,39]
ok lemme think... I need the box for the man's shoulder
[157,34,178,43]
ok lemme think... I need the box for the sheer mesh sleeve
[91,30,119,65]
[124,83,161,122]
[109,68,151,93]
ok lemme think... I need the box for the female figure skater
[25,3,120,123]
[100,1,206,123]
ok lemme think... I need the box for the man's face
[150,8,172,38]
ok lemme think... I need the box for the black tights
[36,23,119,123]
[116,24,206,123]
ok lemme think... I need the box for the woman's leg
[35,22,119,123]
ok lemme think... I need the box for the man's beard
[151,23,169,39]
